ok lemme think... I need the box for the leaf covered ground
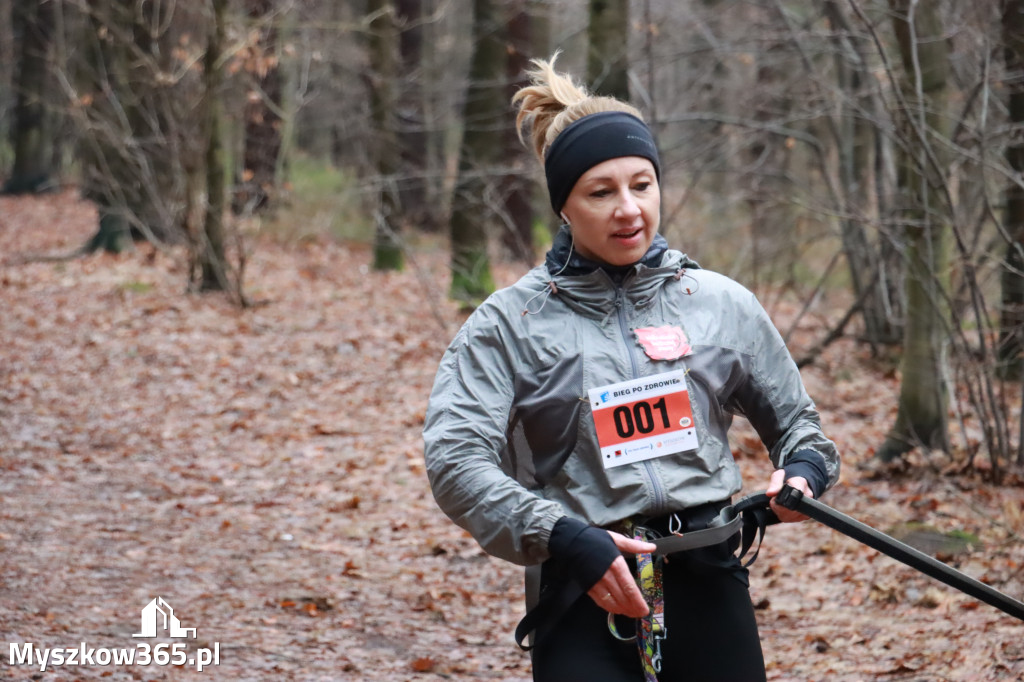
[1,191,1022,681]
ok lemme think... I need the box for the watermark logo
[8,597,220,673]
[134,597,196,639]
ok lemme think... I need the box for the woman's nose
[614,188,641,219]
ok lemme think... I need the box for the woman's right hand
[585,531,655,617]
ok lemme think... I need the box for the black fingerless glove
[547,516,622,591]
[782,449,830,499]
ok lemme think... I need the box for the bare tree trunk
[448,0,502,305]
[5,0,56,195]
[198,0,230,292]
[127,1,181,245]
[586,0,629,99]
[500,0,534,263]
[825,0,903,347]
[878,0,952,461]
[999,0,1024,385]
[78,1,134,254]
[530,0,551,60]
[395,0,439,233]
[73,0,191,252]
[366,0,403,271]
[233,0,283,215]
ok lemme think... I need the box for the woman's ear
[560,211,570,225]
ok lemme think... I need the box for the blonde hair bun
[512,52,644,163]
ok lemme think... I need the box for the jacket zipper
[614,284,668,514]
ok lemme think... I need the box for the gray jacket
[423,248,839,567]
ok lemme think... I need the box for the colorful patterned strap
[634,526,666,681]
[604,523,667,680]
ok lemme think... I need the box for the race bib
[587,369,699,469]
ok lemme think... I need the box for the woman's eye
[634,182,651,192]
[590,189,612,198]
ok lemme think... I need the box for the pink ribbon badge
[634,326,692,361]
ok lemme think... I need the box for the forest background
[1,0,1023,680]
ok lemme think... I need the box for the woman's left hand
[765,469,812,523]
[585,532,656,618]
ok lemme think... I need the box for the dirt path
[1,191,1021,681]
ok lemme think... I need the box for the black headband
[544,111,661,215]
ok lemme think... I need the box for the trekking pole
[775,485,1024,623]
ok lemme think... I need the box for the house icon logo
[132,597,197,639]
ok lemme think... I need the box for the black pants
[531,512,767,682]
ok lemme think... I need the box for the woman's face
[560,156,661,267]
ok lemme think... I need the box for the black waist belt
[515,494,775,650]
[515,486,1024,650]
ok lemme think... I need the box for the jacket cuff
[548,516,621,591]
[782,449,829,499]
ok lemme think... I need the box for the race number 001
[611,397,670,439]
